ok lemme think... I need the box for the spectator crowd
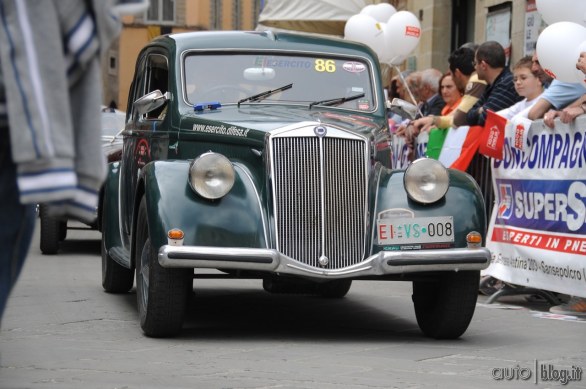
[388,40,586,317]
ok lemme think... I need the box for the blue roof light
[194,102,222,112]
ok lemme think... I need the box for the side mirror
[387,97,418,120]
[133,90,170,115]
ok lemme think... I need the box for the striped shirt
[466,67,521,126]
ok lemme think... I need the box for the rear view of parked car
[38,108,125,254]
[100,30,491,338]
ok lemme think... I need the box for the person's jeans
[0,127,35,324]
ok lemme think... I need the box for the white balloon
[377,3,397,23]
[383,11,421,61]
[374,22,390,61]
[359,5,376,17]
[378,23,405,65]
[536,0,586,27]
[344,14,386,58]
[360,3,396,23]
[536,21,586,82]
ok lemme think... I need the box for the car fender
[372,168,487,250]
[141,160,268,250]
[102,161,124,251]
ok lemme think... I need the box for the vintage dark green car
[101,30,491,338]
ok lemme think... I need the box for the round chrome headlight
[404,158,449,204]
[188,152,235,199]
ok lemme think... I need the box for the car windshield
[183,53,376,111]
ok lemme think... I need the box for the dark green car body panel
[102,30,488,276]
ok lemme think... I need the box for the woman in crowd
[408,71,464,135]
[438,72,463,118]
[420,72,463,160]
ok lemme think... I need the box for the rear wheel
[135,197,190,337]
[412,271,480,339]
[39,204,60,255]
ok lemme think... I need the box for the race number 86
[315,59,336,72]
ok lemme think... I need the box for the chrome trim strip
[159,245,491,279]
[370,163,383,257]
[117,165,127,247]
[318,134,326,261]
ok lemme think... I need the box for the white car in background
[38,108,126,255]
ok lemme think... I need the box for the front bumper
[158,245,491,279]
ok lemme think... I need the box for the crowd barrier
[391,116,586,298]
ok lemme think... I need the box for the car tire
[101,197,133,293]
[316,280,352,298]
[58,221,67,241]
[135,197,190,337]
[412,271,480,339]
[39,204,60,255]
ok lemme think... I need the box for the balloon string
[395,65,423,118]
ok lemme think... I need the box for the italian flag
[424,125,484,170]
[426,110,506,171]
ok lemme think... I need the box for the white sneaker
[549,296,586,316]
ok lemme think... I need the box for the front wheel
[412,271,480,339]
[135,197,190,337]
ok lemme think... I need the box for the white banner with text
[484,118,586,297]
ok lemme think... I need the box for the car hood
[182,105,386,139]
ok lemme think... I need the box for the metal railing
[466,152,494,222]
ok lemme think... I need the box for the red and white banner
[484,119,586,298]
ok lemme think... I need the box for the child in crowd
[497,56,544,120]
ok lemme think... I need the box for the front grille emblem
[314,125,327,137]
[319,255,329,267]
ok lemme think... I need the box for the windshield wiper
[309,93,365,109]
[237,83,293,106]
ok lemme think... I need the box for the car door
[120,50,170,239]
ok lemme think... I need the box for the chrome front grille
[271,129,368,269]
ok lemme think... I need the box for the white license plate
[377,216,454,245]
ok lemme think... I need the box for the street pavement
[0,221,585,389]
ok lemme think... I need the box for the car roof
[149,30,378,59]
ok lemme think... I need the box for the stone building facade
[105,0,541,110]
